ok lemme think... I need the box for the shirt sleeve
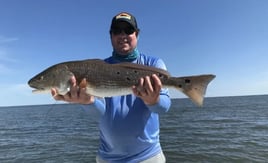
[147,89,171,114]
[147,58,172,113]
[81,97,106,115]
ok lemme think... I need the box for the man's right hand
[51,76,95,104]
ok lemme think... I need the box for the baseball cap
[110,12,139,30]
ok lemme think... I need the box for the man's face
[110,22,138,55]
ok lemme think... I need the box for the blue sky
[0,0,268,106]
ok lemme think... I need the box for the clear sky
[0,0,268,106]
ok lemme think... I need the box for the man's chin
[117,49,132,55]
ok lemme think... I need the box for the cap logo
[116,13,131,20]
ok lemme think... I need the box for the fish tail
[170,74,215,107]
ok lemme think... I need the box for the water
[1,95,268,163]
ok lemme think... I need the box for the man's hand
[132,74,162,105]
[51,76,95,104]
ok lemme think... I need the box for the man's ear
[135,30,139,37]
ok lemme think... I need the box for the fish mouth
[31,88,50,94]
[28,81,47,93]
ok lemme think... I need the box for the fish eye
[38,76,44,81]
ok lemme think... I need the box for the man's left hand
[132,74,162,105]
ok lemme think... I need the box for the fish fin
[172,74,215,107]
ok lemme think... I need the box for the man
[52,12,171,163]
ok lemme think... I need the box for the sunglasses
[111,27,135,35]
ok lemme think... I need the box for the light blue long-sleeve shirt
[90,53,171,162]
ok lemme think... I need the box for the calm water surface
[1,95,268,163]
